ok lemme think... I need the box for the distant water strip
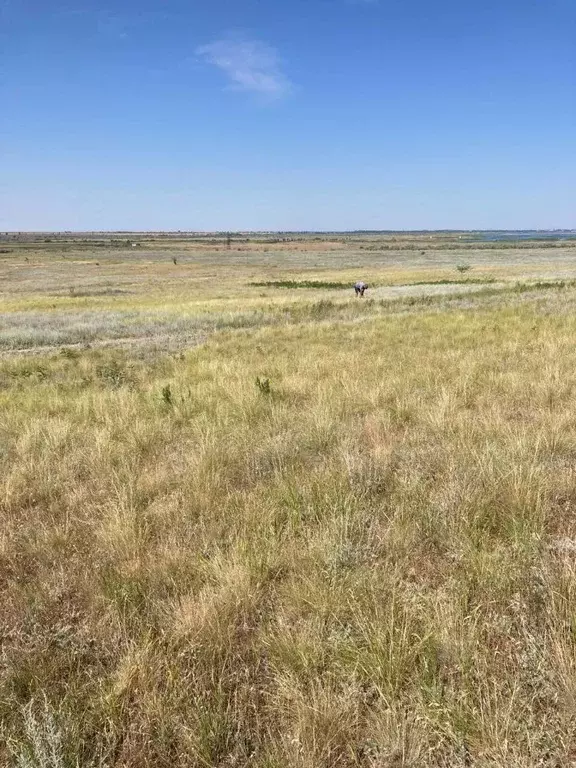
[467,231,576,242]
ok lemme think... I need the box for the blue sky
[1,0,575,231]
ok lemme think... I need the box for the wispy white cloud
[97,11,129,41]
[196,34,293,99]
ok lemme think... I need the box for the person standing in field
[354,281,368,297]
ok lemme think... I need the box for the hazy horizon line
[3,228,576,235]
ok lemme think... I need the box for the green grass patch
[513,279,576,292]
[252,278,497,291]
[399,278,496,286]
[250,280,353,289]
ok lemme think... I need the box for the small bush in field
[161,384,173,406]
[255,376,271,395]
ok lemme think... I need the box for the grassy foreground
[3,238,576,766]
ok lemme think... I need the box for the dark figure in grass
[354,281,368,297]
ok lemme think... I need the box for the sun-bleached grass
[0,308,281,350]
[3,300,576,765]
[5,278,576,356]
[4,238,576,765]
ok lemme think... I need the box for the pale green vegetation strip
[1,279,574,353]
[251,278,496,289]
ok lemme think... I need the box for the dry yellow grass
[3,236,576,766]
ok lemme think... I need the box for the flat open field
[3,234,576,766]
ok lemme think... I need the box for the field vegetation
[2,233,576,766]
